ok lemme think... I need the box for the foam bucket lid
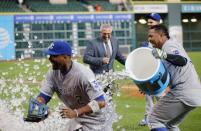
[125,47,160,81]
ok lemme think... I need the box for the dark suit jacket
[83,37,126,74]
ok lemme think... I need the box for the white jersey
[162,38,201,106]
[41,61,115,130]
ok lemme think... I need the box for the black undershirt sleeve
[166,54,187,66]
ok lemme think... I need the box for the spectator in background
[95,4,103,12]
[83,24,126,75]
[139,13,165,126]
[16,0,29,9]
[117,2,126,11]
[16,0,24,5]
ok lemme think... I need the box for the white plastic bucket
[125,47,170,95]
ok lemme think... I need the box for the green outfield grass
[0,51,201,131]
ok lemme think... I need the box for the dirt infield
[121,84,144,98]
[122,84,171,98]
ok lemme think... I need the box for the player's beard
[149,40,157,48]
[51,62,60,70]
[52,62,67,72]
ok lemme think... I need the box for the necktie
[105,42,111,58]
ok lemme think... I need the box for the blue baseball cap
[46,41,72,56]
[146,13,161,22]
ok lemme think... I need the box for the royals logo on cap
[48,42,54,49]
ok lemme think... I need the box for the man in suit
[83,24,126,74]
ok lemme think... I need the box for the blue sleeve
[38,92,51,104]
[95,95,105,101]
[140,41,149,47]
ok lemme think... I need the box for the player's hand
[102,57,110,64]
[59,106,78,118]
[152,48,167,59]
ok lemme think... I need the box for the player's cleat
[139,118,148,126]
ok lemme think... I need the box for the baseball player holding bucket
[126,25,201,131]
[144,24,201,131]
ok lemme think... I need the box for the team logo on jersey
[91,80,101,90]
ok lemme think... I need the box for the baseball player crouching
[148,24,201,131]
[30,41,115,131]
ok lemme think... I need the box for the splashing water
[95,70,129,95]
[0,99,71,131]
[0,77,71,131]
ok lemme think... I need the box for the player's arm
[24,69,54,122]
[24,92,51,122]
[166,54,187,66]
[37,92,52,104]
[73,96,106,116]
[152,48,187,66]
[76,95,105,116]
[60,95,105,118]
